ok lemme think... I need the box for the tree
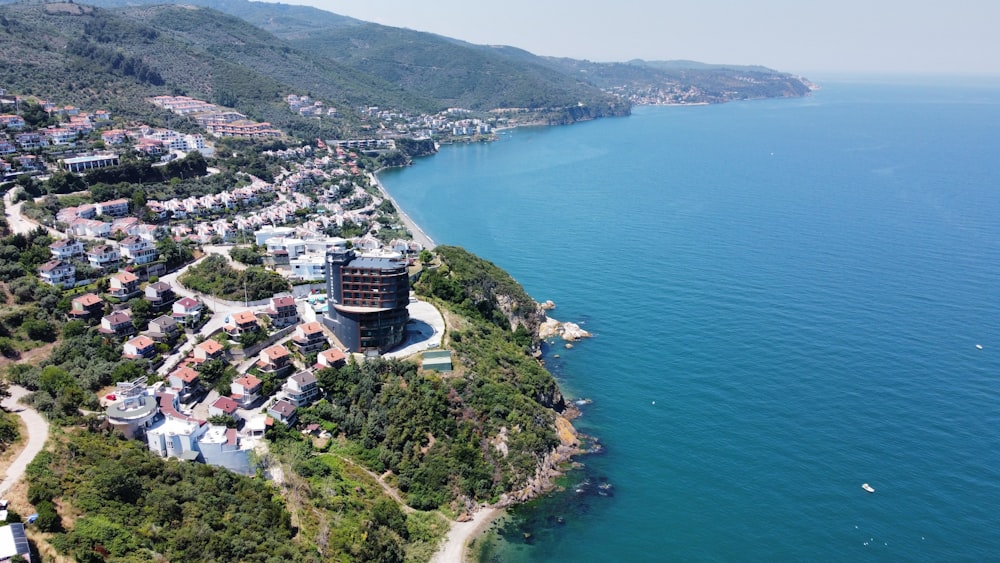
[128,298,153,331]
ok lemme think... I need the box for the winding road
[0,386,49,497]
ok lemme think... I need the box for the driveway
[0,386,50,497]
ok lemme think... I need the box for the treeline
[85,151,208,186]
[26,432,312,562]
[67,38,165,86]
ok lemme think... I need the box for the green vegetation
[179,254,289,301]
[26,432,312,562]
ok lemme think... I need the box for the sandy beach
[430,506,503,563]
[369,172,437,250]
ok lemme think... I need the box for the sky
[289,0,1000,76]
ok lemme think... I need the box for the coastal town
[0,79,589,562]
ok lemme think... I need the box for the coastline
[369,171,437,250]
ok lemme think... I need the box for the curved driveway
[0,386,49,496]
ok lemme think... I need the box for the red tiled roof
[196,340,223,355]
[74,293,102,307]
[113,271,139,283]
[234,374,262,390]
[300,321,323,335]
[271,296,295,308]
[232,310,257,324]
[261,345,289,360]
[211,395,238,414]
[126,335,154,349]
[170,367,199,383]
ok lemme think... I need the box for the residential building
[267,399,297,426]
[69,218,111,238]
[95,198,129,217]
[147,392,207,460]
[223,310,259,337]
[172,296,204,326]
[0,523,32,562]
[45,127,76,145]
[266,295,299,328]
[147,315,179,340]
[14,132,43,149]
[105,378,159,439]
[265,236,306,258]
[167,367,200,401]
[119,235,158,265]
[0,114,26,130]
[109,270,141,299]
[292,321,327,353]
[324,248,410,353]
[101,129,128,144]
[208,396,239,420]
[257,344,292,376]
[100,310,134,336]
[49,238,84,260]
[289,255,327,281]
[283,370,320,407]
[197,425,252,475]
[230,374,262,407]
[87,244,120,270]
[69,293,104,321]
[144,281,175,310]
[38,259,76,288]
[315,348,347,370]
[193,339,225,363]
[123,335,156,359]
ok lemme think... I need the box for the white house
[38,259,75,288]
[49,237,84,259]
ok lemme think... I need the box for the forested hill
[0,2,439,139]
[44,0,809,112]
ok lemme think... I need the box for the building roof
[50,238,79,249]
[126,335,155,349]
[271,295,295,308]
[290,371,317,386]
[113,270,139,283]
[73,293,102,307]
[210,395,239,415]
[150,315,176,327]
[269,399,296,417]
[148,281,172,292]
[39,259,68,272]
[232,310,257,324]
[104,311,132,325]
[171,366,199,383]
[318,348,346,366]
[234,374,262,390]
[196,339,223,355]
[297,321,323,336]
[176,296,201,309]
[261,344,289,360]
[0,523,30,560]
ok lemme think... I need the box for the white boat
[862,483,875,493]
[976,344,983,350]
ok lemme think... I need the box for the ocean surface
[378,77,1000,561]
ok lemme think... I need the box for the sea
[377,76,1000,562]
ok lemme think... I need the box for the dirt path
[0,385,49,496]
[338,455,414,513]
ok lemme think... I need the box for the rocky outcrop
[496,415,581,507]
[538,317,592,341]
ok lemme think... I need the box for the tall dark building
[325,248,409,353]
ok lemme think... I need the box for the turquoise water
[379,78,1000,561]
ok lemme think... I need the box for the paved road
[0,386,50,497]
[3,191,65,239]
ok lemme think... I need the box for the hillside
[0,2,440,139]
[74,0,811,114]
